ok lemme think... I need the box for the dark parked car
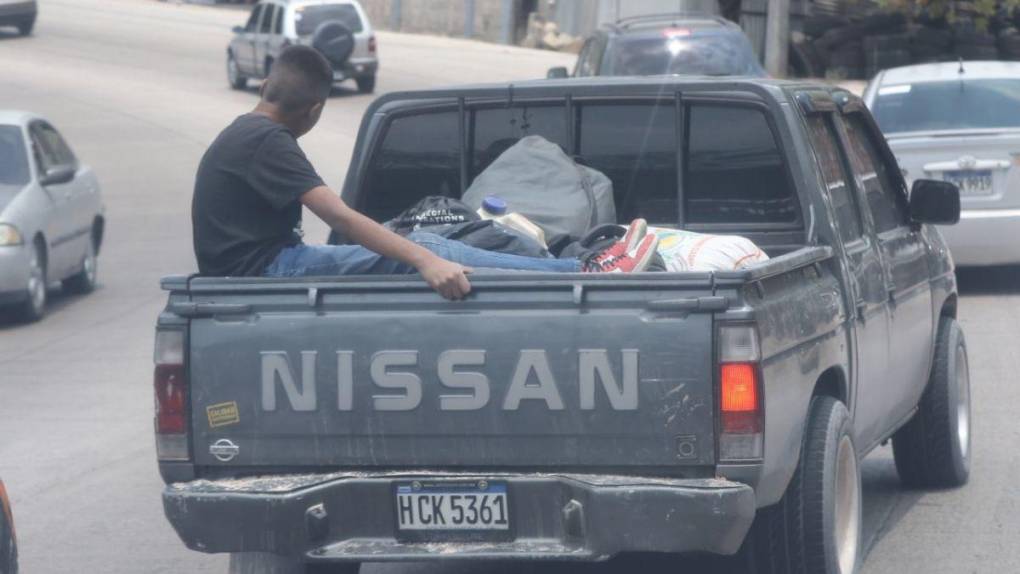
[0,479,16,574]
[0,0,36,36]
[548,13,766,79]
[157,77,968,574]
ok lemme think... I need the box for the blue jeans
[264,232,581,277]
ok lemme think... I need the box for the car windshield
[0,125,30,186]
[294,4,363,36]
[871,78,1020,133]
[604,32,764,77]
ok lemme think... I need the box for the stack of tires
[954,21,1000,60]
[792,7,1020,80]
[797,12,909,80]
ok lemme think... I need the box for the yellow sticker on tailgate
[206,401,240,428]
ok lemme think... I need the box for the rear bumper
[940,208,1020,266]
[333,58,378,81]
[163,471,754,562]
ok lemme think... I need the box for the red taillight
[719,327,764,460]
[154,330,189,461]
[368,36,377,53]
[155,364,186,434]
[721,363,757,412]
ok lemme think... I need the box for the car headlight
[0,224,24,246]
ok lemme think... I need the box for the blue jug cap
[481,196,508,215]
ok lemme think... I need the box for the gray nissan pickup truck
[155,78,971,574]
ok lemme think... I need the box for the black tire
[312,21,355,67]
[790,40,822,77]
[742,396,861,574]
[17,17,34,36]
[227,52,247,90]
[914,27,953,50]
[858,12,907,34]
[864,33,910,52]
[956,45,1000,60]
[355,74,376,93]
[892,317,972,489]
[228,553,360,574]
[63,236,98,294]
[817,25,866,51]
[955,29,996,47]
[12,240,47,323]
[804,15,852,38]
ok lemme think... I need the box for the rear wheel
[355,74,376,93]
[742,396,861,574]
[63,236,98,294]
[892,316,971,488]
[227,52,247,90]
[13,240,47,323]
[228,553,360,574]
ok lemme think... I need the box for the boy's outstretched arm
[300,186,472,300]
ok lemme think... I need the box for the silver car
[227,0,378,93]
[0,111,105,322]
[864,61,1020,266]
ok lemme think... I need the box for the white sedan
[864,61,1020,267]
[0,111,105,322]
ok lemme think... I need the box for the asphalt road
[1,1,1018,573]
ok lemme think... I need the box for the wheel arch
[32,231,49,275]
[812,365,849,407]
[92,215,105,255]
[940,293,958,319]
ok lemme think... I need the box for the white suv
[227,0,378,93]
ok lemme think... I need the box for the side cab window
[841,114,909,234]
[244,4,264,33]
[805,114,863,244]
[274,5,284,34]
[260,4,276,34]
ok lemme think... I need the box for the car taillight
[154,330,189,461]
[368,36,377,53]
[719,326,763,461]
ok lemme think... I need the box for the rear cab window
[357,94,801,237]
[294,3,364,36]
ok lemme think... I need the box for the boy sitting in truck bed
[191,46,658,300]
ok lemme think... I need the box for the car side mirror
[232,25,245,34]
[547,66,569,79]
[39,165,76,186]
[910,179,960,225]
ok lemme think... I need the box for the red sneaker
[586,218,649,265]
[583,233,659,273]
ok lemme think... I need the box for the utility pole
[764,0,789,77]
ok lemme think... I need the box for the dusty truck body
[156,78,970,574]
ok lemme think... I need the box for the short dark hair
[262,46,333,114]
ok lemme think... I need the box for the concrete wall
[359,0,511,43]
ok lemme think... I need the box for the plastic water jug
[477,196,547,248]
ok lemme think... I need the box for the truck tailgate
[184,277,718,469]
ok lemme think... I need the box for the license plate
[395,480,509,531]
[944,170,994,196]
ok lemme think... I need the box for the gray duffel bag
[461,135,616,240]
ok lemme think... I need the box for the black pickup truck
[156,77,970,574]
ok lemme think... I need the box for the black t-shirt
[192,114,325,276]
